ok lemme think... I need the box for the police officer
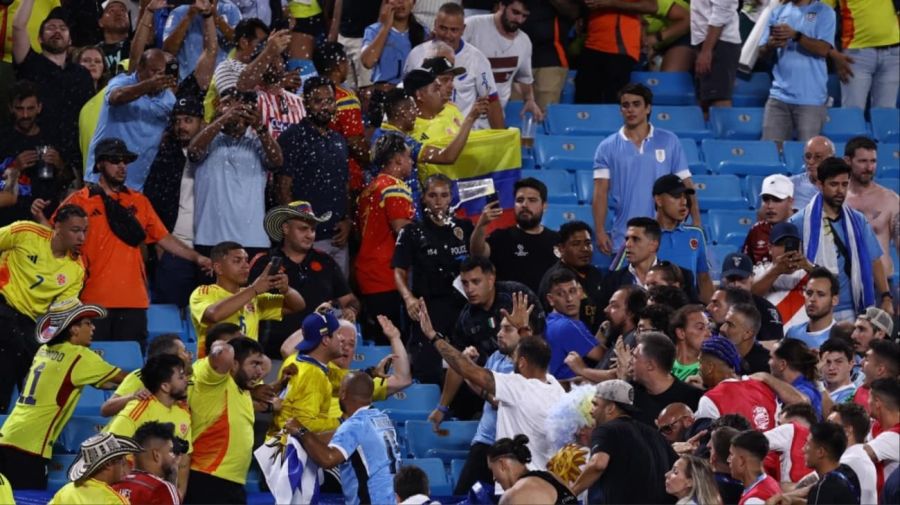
[393,174,474,384]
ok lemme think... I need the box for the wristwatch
[792,31,803,42]
[292,425,310,439]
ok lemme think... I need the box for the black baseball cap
[173,94,203,117]
[721,252,753,279]
[769,222,801,244]
[422,56,465,77]
[652,174,696,197]
[402,69,436,96]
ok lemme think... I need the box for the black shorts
[694,40,741,102]
[184,470,246,504]
[0,445,49,490]
[292,13,325,38]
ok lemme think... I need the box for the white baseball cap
[760,174,794,200]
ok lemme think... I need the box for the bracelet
[202,12,213,18]
[881,291,893,300]
[793,31,802,42]
[436,405,450,414]
[430,331,448,343]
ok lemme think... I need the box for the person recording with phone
[751,222,817,330]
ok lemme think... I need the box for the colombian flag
[418,128,522,231]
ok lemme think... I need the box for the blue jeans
[840,45,900,110]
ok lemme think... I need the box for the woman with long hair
[665,455,723,505]
[488,435,578,504]
[72,45,108,92]
[360,0,427,84]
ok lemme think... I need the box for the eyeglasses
[658,415,690,434]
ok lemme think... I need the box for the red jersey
[698,378,779,431]
[853,385,870,412]
[742,221,773,265]
[739,474,781,505]
[330,85,366,191]
[113,470,180,504]
[764,422,813,483]
[354,174,414,295]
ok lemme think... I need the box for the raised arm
[163,1,205,55]
[12,0,35,64]
[417,301,496,395]
[378,315,412,395]
[360,3,394,69]
[129,0,167,71]
[470,201,502,258]
[237,30,291,92]
[192,10,220,90]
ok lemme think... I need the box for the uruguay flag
[254,435,323,504]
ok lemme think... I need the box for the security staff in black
[393,174,474,385]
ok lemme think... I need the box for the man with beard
[105,354,193,498]
[463,0,543,118]
[790,136,835,210]
[0,81,70,226]
[87,49,177,191]
[276,77,352,275]
[850,306,892,361]
[785,268,838,349]
[189,241,304,356]
[570,284,648,376]
[114,421,185,505]
[718,254,785,345]
[48,138,211,347]
[185,337,267,504]
[542,270,604,381]
[393,174,474,384]
[11,4,94,157]
[538,221,604,333]
[144,95,206,307]
[743,175,796,265]
[471,177,560,294]
[97,0,132,72]
[190,88,283,259]
[844,136,899,284]
[790,157,890,319]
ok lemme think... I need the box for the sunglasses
[658,415,690,434]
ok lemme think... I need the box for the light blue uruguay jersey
[329,406,402,505]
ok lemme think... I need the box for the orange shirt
[354,174,414,295]
[58,186,169,308]
[585,7,642,61]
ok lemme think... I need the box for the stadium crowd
[0,0,898,503]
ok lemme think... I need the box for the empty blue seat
[58,415,106,453]
[377,384,441,423]
[147,304,184,340]
[450,459,466,491]
[871,108,899,143]
[701,139,783,176]
[708,107,764,140]
[708,244,739,282]
[520,169,577,204]
[73,388,108,416]
[681,138,705,173]
[402,458,452,496]
[878,142,900,173]
[650,106,712,141]
[505,100,524,130]
[534,134,601,171]
[575,171,595,203]
[545,104,620,136]
[352,345,392,370]
[782,140,847,174]
[542,204,593,230]
[827,74,841,106]
[878,177,899,192]
[91,341,143,372]
[405,420,479,462]
[733,73,772,107]
[560,70,576,104]
[691,175,749,210]
[631,72,695,105]
[743,175,766,207]
[706,210,757,247]
[821,108,868,142]
[47,454,77,492]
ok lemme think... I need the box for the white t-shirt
[492,371,565,470]
[172,156,194,246]
[839,444,878,505]
[462,14,534,108]
[868,429,899,478]
[404,39,498,127]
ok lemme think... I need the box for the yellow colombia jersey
[189,284,283,356]
[0,221,86,320]
[279,354,389,420]
[287,0,322,19]
[272,355,339,436]
[49,478,129,505]
[0,473,14,505]
[113,369,144,398]
[105,396,193,453]
[188,357,254,485]
[0,342,120,458]
[411,103,464,145]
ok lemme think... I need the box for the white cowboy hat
[35,299,107,345]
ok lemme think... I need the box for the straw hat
[67,432,142,482]
[35,299,107,345]
[263,200,332,242]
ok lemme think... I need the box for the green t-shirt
[672,360,700,382]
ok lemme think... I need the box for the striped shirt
[257,89,305,139]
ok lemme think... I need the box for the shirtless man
[789,135,835,210]
[845,136,900,280]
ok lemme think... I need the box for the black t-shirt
[249,248,351,359]
[742,342,771,374]
[487,226,560,295]
[538,260,605,334]
[631,378,704,426]
[715,472,745,505]
[392,217,474,299]
[521,0,574,68]
[753,294,784,341]
[339,0,382,38]
[806,464,860,505]
[100,39,130,75]
[0,127,67,226]
[588,416,677,505]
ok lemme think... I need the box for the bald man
[86,48,178,191]
[789,135,834,210]
[655,403,694,444]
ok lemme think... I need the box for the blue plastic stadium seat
[827,74,841,106]
[743,175,766,207]
[701,139,783,176]
[505,100,524,130]
[147,304,184,340]
[575,171,595,203]
[451,459,466,491]
[351,345,392,370]
[878,178,899,192]
[58,415,106,453]
[732,73,772,107]
[72,388,107,416]
[542,204,593,230]
[821,108,868,142]
[560,70,576,104]
[91,341,143,372]
[680,138,706,173]
[708,107,764,140]
[878,142,899,174]
[520,169,577,204]
[708,244,739,282]
[782,140,847,174]
[402,459,452,496]
[47,454,77,492]
[631,72,695,105]
[871,108,900,143]
[405,421,479,462]
[534,134,601,171]
[545,104,620,136]
[706,210,758,247]
[650,106,712,141]
[377,384,441,423]
[690,175,749,210]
